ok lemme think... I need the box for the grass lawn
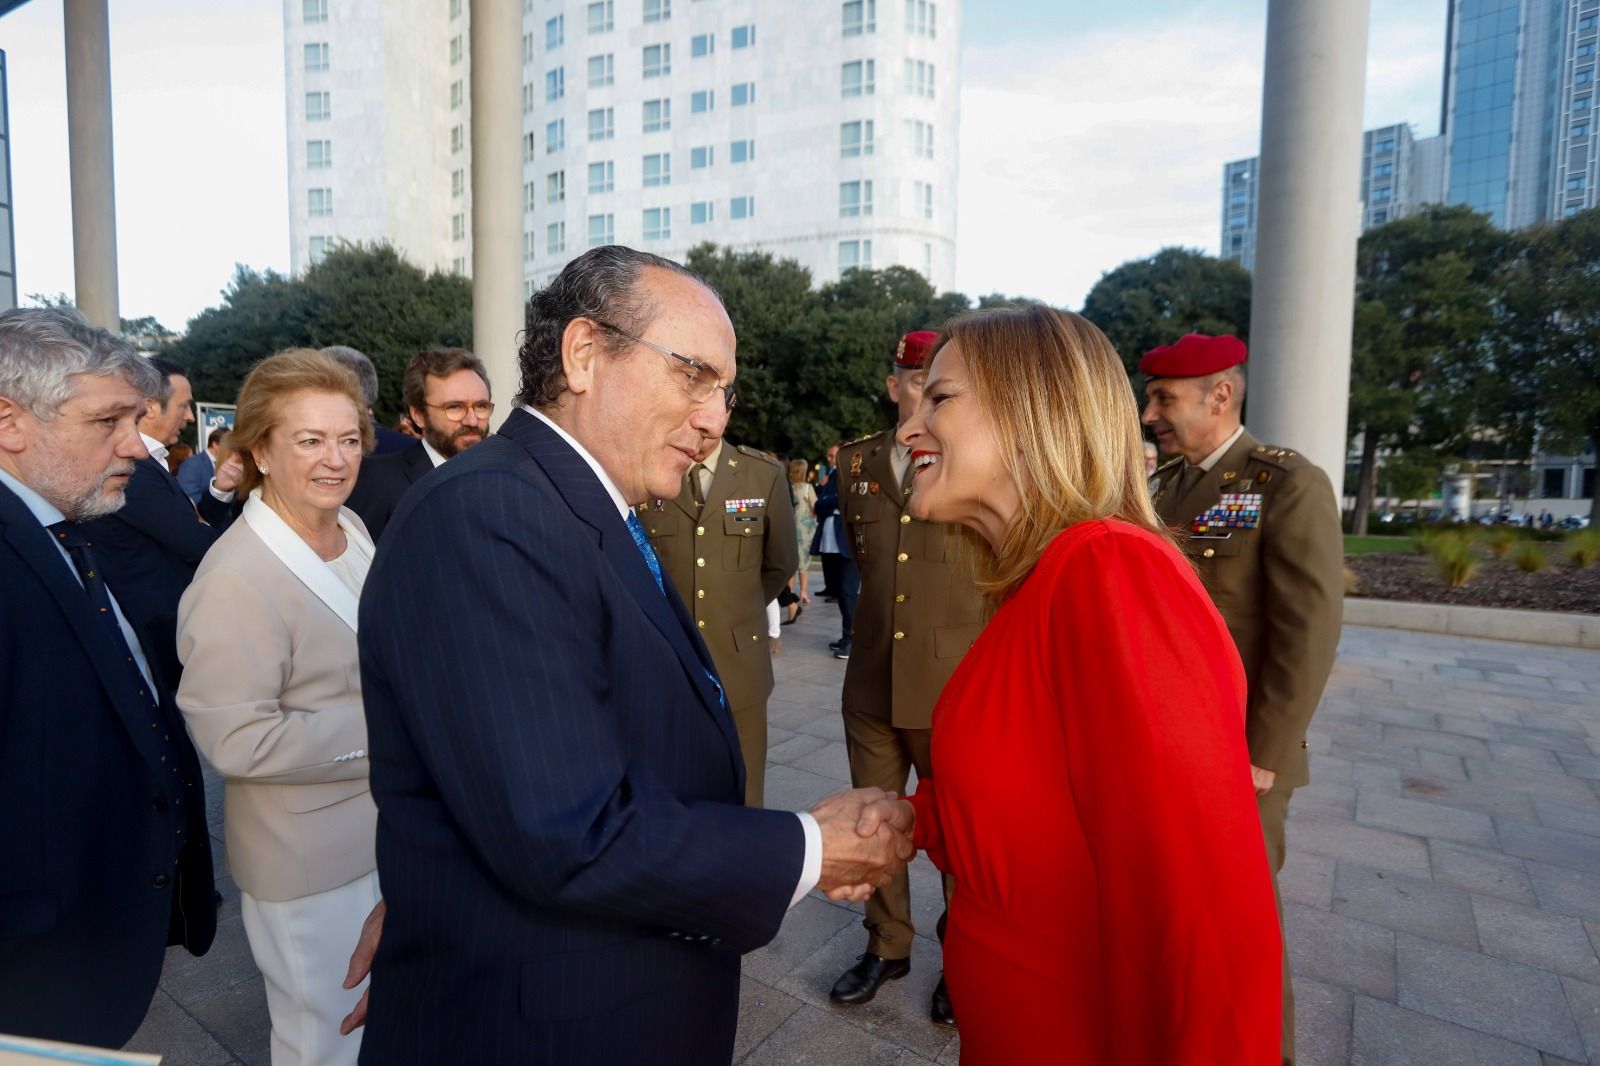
[1344,535,1417,556]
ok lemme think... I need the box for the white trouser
[240,870,381,1066]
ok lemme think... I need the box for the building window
[643,44,671,78]
[459,80,472,110]
[450,0,462,17]
[839,239,873,271]
[692,33,714,57]
[731,82,755,107]
[730,138,755,163]
[691,200,714,225]
[643,207,671,241]
[911,180,933,219]
[905,59,934,98]
[452,213,466,241]
[548,221,566,254]
[1579,40,1597,58]
[906,0,936,37]
[588,53,615,86]
[524,231,537,262]
[451,34,464,65]
[523,132,537,162]
[644,0,670,22]
[307,139,332,169]
[1577,96,1593,111]
[523,32,535,65]
[1372,209,1388,223]
[842,0,875,36]
[643,152,671,187]
[906,119,932,159]
[643,98,671,131]
[546,118,565,152]
[451,125,464,153]
[691,145,714,168]
[306,91,331,121]
[841,120,875,157]
[1375,138,1394,154]
[588,160,615,193]
[839,180,873,217]
[1567,203,1585,217]
[453,169,466,199]
[523,81,538,113]
[730,196,754,220]
[547,170,566,203]
[1568,174,1588,191]
[588,213,615,246]
[1373,162,1392,178]
[1580,13,1598,30]
[547,67,565,101]
[308,187,333,217]
[547,15,565,49]
[732,24,755,48]
[842,59,875,97]
[305,42,329,72]
[588,107,615,141]
[1372,186,1392,202]
[691,89,714,113]
[1576,68,1595,85]
[523,181,536,212]
[303,0,327,22]
[1573,120,1591,138]
[308,235,330,263]
[588,0,614,33]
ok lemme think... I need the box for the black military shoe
[829,953,910,1005]
[930,974,956,1027]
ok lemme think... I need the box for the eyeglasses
[424,401,496,422]
[591,319,737,412]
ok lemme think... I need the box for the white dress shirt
[140,432,169,466]
[422,439,448,469]
[524,406,824,907]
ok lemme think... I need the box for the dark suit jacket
[83,456,233,689]
[372,424,414,456]
[345,441,434,541]
[0,479,216,1048]
[175,449,214,503]
[358,409,804,1065]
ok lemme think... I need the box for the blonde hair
[229,348,374,498]
[787,458,809,485]
[936,305,1168,602]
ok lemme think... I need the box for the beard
[421,418,485,459]
[31,455,136,521]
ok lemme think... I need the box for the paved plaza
[127,613,1600,1064]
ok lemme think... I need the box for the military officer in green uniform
[638,436,798,808]
[1141,332,1344,1066]
[829,330,986,1026]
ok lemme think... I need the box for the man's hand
[338,900,385,1035]
[854,795,915,842]
[811,788,914,903]
[214,452,244,494]
[1250,764,1277,796]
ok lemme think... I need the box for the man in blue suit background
[352,247,909,1064]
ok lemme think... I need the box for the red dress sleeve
[907,782,949,872]
[1045,525,1282,1064]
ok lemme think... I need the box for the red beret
[894,330,940,370]
[1139,333,1248,378]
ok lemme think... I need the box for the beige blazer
[176,499,377,902]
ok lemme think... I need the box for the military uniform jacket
[1151,429,1344,788]
[640,444,798,712]
[840,430,986,730]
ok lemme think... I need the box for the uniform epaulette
[1153,455,1184,478]
[732,443,782,469]
[839,430,883,451]
[1248,443,1306,469]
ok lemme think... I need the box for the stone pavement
[127,613,1600,1064]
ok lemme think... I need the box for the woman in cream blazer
[177,350,380,1066]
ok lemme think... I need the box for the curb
[1344,598,1600,650]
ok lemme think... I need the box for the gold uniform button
[894,594,906,603]
[893,631,905,640]
[1202,548,1215,558]
[750,634,758,642]
[743,528,752,536]
[696,589,705,599]
[897,552,908,562]
[696,526,705,536]
[853,514,861,521]
[697,620,706,629]
[900,514,910,525]
[696,558,706,567]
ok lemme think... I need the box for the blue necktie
[625,511,724,708]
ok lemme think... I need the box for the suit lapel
[1169,431,1259,532]
[403,443,434,486]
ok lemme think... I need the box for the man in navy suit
[0,308,215,1047]
[175,425,227,502]
[83,358,235,690]
[346,346,492,540]
[352,247,909,1064]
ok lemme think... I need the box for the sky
[0,0,1450,329]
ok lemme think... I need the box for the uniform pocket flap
[722,514,766,537]
[282,778,371,814]
[1180,533,1247,558]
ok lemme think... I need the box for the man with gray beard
[0,308,216,1048]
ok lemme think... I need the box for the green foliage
[1511,541,1547,573]
[1424,532,1479,588]
[1567,530,1600,568]
[1078,247,1252,378]
[1485,528,1517,559]
[169,243,472,425]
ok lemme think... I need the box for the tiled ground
[127,614,1600,1064]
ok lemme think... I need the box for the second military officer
[639,434,798,807]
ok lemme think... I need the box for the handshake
[809,787,917,903]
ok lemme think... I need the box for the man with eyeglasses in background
[347,347,494,540]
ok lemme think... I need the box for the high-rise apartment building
[283,0,962,294]
[1550,0,1599,218]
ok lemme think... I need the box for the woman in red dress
[860,306,1281,1064]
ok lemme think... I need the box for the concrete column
[470,0,523,414]
[1246,0,1371,503]
[63,0,119,332]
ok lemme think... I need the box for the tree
[1078,247,1252,377]
[1499,207,1600,527]
[1346,206,1507,534]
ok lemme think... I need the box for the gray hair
[321,345,379,408]
[516,244,721,409]
[0,307,160,419]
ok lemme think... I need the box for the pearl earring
[260,466,269,476]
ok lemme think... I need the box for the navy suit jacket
[358,409,804,1065]
[83,456,233,688]
[372,424,414,456]
[0,480,215,1047]
[345,441,433,541]
[175,450,214,503]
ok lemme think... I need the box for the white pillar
[1246,0,1371,503]
[63,0,119,332]
[470,0,523,413]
